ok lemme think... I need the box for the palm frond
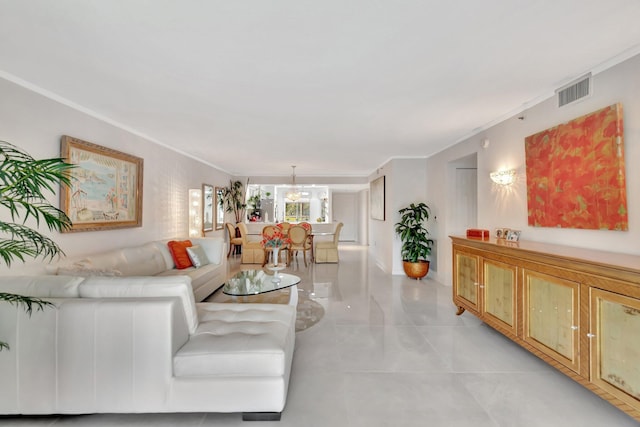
[0,293,54,351]
[0,141,70,352]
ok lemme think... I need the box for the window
[285,201,310,222]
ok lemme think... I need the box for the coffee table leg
[288,285,298,307]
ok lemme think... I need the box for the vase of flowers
[261,229,291,268]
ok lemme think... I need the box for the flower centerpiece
[261,229,291,267]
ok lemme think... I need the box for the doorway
[332,192,358,242]
[449,153,478,234]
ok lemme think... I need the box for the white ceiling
[2,1,640,178]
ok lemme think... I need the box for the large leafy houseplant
[394,202,434,279]
[221,179,247,224]
[0,141,74,350]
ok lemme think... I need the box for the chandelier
[286,165,301,201]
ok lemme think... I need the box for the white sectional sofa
[0,274,296,420]
[48,237,227,302]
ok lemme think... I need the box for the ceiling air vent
[557,74,591,107]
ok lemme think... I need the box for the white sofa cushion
[78,276,199,334]
[186,245,210,268]
[190,237,223,265]
[173,303,296,377]
[153,241,176,270]
[0,275,84,298]
[118,242,168,276]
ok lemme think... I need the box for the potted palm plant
[221,179,247,224]
[0,141,74,350]
[394,202,434,279]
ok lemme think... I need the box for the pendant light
[286,165,301,201]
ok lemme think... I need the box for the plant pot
[402,260,430,280]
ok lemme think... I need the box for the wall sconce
[490,169,516,186]
[189,188,203,237]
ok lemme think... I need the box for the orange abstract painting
[525,103,627,230]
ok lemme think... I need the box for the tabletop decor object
[261,229,291,269]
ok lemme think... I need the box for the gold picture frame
[60,135,143,232]
[215,186,224,230]
[202,183,214,232]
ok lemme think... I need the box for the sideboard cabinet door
[523,269,581,374]
[453,249,480,315]
[590,288,640,413]
[482,259,518,336]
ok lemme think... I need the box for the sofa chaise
[0,274,296,420]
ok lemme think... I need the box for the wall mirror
[215,186,224,230]
[202,183,214,233]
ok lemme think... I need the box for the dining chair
[288,225,311,267]
[225,222,243,258]
[276,222,291,233]
[298,222,313,254]
[237,222,265,264]
[315,222,343,263]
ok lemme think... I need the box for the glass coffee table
[222,269,300,306]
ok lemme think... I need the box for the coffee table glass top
[222,269,301,296]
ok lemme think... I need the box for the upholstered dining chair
[237,222,266,264]
[262,225,279,238]
[299,222,312,232]
[276,222,291,233]
[298,222,313,253]
[287,225,311,267]
[225,222,243,258]
[315,222,343,263]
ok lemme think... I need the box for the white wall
[368,158,428,275]
[0,77,231,273]
[427,53,640,287]
[358,189,369,245]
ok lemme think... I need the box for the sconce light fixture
[490,169,516,186]
[189,188,203,237]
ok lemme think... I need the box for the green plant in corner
[0,141,74,350]
[395,202,434,279]
[221,179,247,224]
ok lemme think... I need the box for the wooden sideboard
[451,236,640,422]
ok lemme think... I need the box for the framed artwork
[370,176,385,221]
[202,183,214,232]
[60,135,143,232]
[525,103,627,230]
[215,186,224,230]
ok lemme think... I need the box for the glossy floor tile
[3,245,638,426]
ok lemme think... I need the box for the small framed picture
[506,230,521,242]
[496,228,510,239]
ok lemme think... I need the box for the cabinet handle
[587,333,596,338]
[479,284,485,289]
[571,326,578,330]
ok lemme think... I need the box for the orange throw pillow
[167,240,193,269]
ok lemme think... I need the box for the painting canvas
[370,176,385,221]
[525,103,627,230]
[61,136,143,232]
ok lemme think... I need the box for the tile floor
[2,244,638,426]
